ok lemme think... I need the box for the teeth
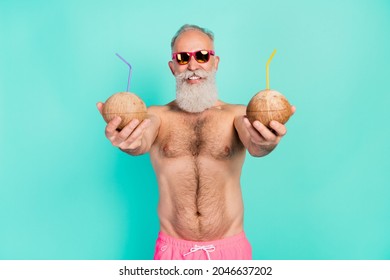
[188,76,200,80]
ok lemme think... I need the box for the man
[97,24,295,260]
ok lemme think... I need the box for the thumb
[96,102,104,115]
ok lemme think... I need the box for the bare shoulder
[147,103,171,115]
[218,102,247,117]
[148,101,189,116]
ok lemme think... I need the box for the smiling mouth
[189,75,201,80]
[187,75,203,83]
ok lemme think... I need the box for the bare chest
[156,111,244,160]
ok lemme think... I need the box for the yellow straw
[266,49,277,89]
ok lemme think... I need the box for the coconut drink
[246,50,292,128]
[102,53,147,130]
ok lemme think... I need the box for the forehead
[173,30,214,52]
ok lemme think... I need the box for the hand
[242,106,296,156]
[243,118,284,148]
[96,102,151,152]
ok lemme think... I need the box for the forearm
[119,142,148,156]
[247,142,276,157]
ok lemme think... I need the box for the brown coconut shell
[102,92,147,130]
[246,89,292,128]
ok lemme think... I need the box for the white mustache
[176,69,209,80]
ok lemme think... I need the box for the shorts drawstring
[183,245,215,260]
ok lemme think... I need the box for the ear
[168,61,175,75]
[214,56,220,71]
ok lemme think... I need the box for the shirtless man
[97,24,295,260]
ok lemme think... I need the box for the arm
[97,102,161,156]
[234,105,295,157]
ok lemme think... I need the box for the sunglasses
[172,50,215,65]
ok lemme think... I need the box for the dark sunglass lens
[195,50,210,63]
[176,52,190,65]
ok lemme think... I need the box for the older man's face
[169,30,219,81]
[169,30,220,113]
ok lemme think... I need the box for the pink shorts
[154,231,252,260]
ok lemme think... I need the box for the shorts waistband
[157,231,248,249]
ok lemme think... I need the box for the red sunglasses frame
[172,50,215,64]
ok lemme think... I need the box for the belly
[156,156,244,241]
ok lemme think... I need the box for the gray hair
[171,24,214,50]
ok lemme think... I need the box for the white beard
[175,69,218,113]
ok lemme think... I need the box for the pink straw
[115,53,132,92]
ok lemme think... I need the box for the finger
[243,118,261,137]
[105,116,121,138]
[138,118,151,130]
[243,117,262,136]
[115,119,140,143]
[96,102,104,115]
[269,121,287,137]
[243,119,272,145]
[290,105,296,115]
[120,119,151,147]
[243,117,252,129]
[252,121,277,141]
[120,135,142,150]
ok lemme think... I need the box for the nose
[187,57,200,71]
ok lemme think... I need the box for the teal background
[1,0,389,260]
